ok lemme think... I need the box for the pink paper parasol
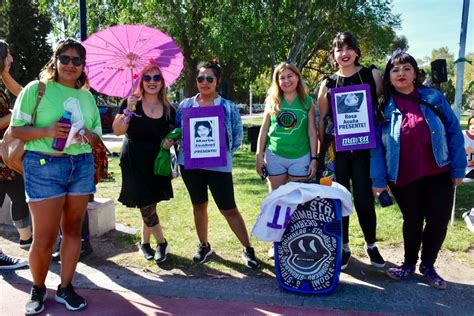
[83,24,184,98]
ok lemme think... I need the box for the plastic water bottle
[51,111,72,151]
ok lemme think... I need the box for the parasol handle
[130,66,135,95]
[129,66,137,111]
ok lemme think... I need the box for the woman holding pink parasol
[113,62,175,263]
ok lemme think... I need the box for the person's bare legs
[141,223,152,244]
[59,195,88,287]
[193,202,209,244]
[221,208,251,248]
[17,226,32,241]
[149,224,165,244]
[28,197,64,287]
[268,174,288,191]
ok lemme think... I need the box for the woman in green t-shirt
[11,39,101,314]
[256,62,317,189]
[255,62,318,258]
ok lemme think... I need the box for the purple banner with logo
[183,106,227,169]
[329,83,376,151]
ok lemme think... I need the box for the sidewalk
[1,231,473,315]
[1,282,369,316]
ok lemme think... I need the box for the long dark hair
[330,32,362,69]
[378,50,423,114]
[39,38,88,89]
[0,40,9,73]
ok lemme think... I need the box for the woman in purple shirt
[371,50,465,290]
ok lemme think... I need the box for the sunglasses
[143,74,162,82]
[58,54,83,67]
[196,76,215,83]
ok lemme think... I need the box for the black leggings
[335,150,376,244]
[391,171,453,266]
[0,173,30,229]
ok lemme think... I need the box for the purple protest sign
[329,83,376,151]
[183,106,227,169]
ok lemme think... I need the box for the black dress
[118,100,175,208]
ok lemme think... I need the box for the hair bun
[211,57,222,68]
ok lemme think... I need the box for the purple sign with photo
[329,83,376,151]
[183,106,227,169]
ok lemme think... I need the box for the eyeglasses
[143,74,162,82]
[58,54,83,67]
[196,76,215,83]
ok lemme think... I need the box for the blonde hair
[265,62,307,115]
[134,63,172,119]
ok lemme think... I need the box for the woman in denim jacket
[175,60,260,269]
[371,51,465,290]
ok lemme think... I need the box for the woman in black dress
[113,63,175,263]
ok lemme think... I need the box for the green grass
[461,114,469,129]
[96,142,474,272]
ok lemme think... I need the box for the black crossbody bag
[393,91,444,123]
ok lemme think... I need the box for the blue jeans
[23,151,95,202]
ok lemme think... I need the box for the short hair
[330,32,362,69]
[197,60,223,84]
[194,120,213,138]
[468,116,474,127]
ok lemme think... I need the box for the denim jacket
[370,87,466,188]
[175,94,243,153]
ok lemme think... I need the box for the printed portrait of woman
[336,92,364,114]
[194,120,213,139]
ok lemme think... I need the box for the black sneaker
[19,236,33,249]
[155,240,170,263]
[25,285,47,315]
[341,249,351,270]
[55,284,87,311]
[193,242,213,263]
[140,243,155,260]
[79,240,93,260]
[0,251,27,270]
[242,247,261,269]
[365,245,386,268]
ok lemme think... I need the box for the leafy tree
[390,35,409,52]
[36,0,400,101]
[2,0,52,87]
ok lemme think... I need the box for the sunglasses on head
[196,76,215,83]
[143,74,162,82]
[58,54,83,67]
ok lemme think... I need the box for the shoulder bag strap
[31,81,46,124]
[393,90,443,121]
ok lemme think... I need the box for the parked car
[236,103,249,114]
[251,103,264,113]
[98,104,119,133]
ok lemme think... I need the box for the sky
[391,0,473,61]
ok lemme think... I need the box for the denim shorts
[23,151,96,202]
[265,148,309,177]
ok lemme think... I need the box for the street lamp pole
[79,0,87,41]
[454,0,470,120]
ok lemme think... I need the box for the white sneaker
[463,209,474,232]
[267,243,275,259]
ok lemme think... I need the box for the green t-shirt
[267,95,312,159]
[12,81,102,155]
